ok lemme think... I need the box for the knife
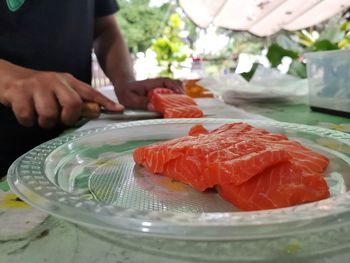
[81,102,162,120]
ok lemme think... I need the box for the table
[1,98,350,263]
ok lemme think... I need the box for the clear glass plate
[7,119,350,240]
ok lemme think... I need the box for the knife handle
[81,102,101,119]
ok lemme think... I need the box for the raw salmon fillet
[151,93,198,112]
[218,161,330,211]
[164,106,204,118]
[188,124,209,136]
[134,122,291,191]
[133,122,330,210]
[192,124,330,208]
[217,131,330,210]
[148,88,204,119]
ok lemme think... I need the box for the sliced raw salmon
[134,122,292,191]
[208,123,329,173]
[151,93,198,113]
[164,106,204,118]
[133,135,195,173]
[133,122,330,209]
[147,88,203,118]
[188,124,209,136]
[218,161,330,211]
[163,145,290,191]
[266,140,329,173]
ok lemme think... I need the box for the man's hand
[93,16,183,110]
[0,60,124,128]
[115,77,183,111]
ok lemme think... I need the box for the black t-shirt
[0,0,118,174]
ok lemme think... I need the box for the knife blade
[81,102,162,120]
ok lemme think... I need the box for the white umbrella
[179,0,350,37]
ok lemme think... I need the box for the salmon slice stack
[217,136,330,210]
[134,122,292,191]
[148,88,204,118]
[218,161,329,211]
[133,122,330,211]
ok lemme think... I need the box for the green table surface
[240,102,350,126]
[1,99,349,263]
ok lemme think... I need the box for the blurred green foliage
[151,13,189,77]
[115,0,171,53]
[264,19,350,79]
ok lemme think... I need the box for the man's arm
[93,15,135,86]
[93,16,183,110]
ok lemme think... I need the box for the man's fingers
[83,89,124,112]
[162,78,184,94]
[68,76,124,112]
[53,77,83,126]
[147,102,155,112]
[151,77,184,93]
[115,78,184,110]
[11,93,35,127]
[33,89,59,128]
[125,93,148,110]
[134,78,184,95]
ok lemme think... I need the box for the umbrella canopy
[179,0,350,37]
